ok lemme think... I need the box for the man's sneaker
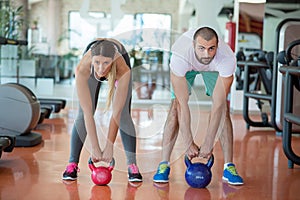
[62,162,79,181]
[222,163,244,185]
[153,161,170,183]
[128,164,143,182]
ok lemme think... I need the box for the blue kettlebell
[184,154,214,188]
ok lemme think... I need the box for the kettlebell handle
[184,155,192,168]
[206,154,214,169]
[88,157,115,171]
[184,154,214,169]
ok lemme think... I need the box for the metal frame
[280,66,300,168]
[240,18,300,133]
[239,60,277,130]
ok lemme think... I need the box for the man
[153,27,243,185]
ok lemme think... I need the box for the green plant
[18,44,36,59]
[57,28,81,45]
[0,1,24,39]
[57,28,80,71]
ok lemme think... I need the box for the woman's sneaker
[222,163,244,185]
[62,162,79,181]
[153,161,170,183]
[128,164,143,182]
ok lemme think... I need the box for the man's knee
[168,99,180,118]
[170,98,179,109]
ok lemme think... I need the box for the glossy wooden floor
[1,104,300,200]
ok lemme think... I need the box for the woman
[62,39,143,182]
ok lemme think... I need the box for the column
[188,0,231,33]
[47,0,61,55]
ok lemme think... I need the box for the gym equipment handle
[0,37,28,46]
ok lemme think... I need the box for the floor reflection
[0,106,300,200]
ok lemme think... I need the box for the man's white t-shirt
[170,28,236,78]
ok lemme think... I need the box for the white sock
[224,162,233,170]
[161,161,170,166]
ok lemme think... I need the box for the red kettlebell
[88,157,115,186]
[184,154,214,188]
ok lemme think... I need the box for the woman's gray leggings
[68,54,137,165]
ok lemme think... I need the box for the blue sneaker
[222,163,244,185]
[153,161,170,183]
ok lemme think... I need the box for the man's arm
[171,72,199,158]
[199,75,233,158]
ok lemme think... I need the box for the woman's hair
[91,40,117,111]
[105,62,116,111]
[193,27,219,44]
[91,40,116,58]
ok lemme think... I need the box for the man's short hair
[193,27,218,43]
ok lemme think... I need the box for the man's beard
[196,55,214,65]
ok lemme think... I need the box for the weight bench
[38,98,66,113]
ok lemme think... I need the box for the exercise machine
[278,38,300,168]
[237,50,276,130]
[237,18,300,135]
[0,83,42,147]
[274,18,300,132]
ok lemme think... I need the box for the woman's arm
[75,50,102,162]
[101,56,131,162]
